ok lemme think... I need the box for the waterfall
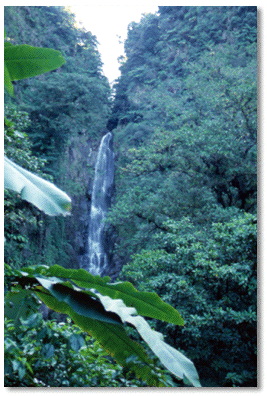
[81,132,115,276]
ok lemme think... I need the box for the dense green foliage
[5,314,148,387]
[109,7,257,251]
[121,213,257,386]
[6,264,199,386]
[5,5,257,388]
[4,105,72,270]
[4,6,111,174]
[4,6,199,388]
[108,6,257,387]
[4,105,52,269]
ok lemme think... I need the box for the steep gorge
[4,6,257,387]
[4,6,257,279]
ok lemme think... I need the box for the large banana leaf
[25,264,184,325]
[4,156,71,216]
[12,267,201,386]
[30,282,167,386]
[4,44,65,82]
[4,43,65,97]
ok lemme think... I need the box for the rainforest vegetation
[4,6,257,387]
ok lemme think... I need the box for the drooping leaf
[34,264,184,325]
[13,268,199,386]
[4,44,65,82]
[34,286,166,386]
[35,277,122,326]
[95,293,201,387]
[4,156,71,216]
[35,277,200,386]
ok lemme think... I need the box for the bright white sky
[69,5,159,84]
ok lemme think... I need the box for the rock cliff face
[59,131,120,278]
[58,132,98,269]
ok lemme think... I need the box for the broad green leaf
[95,293,201,387]
[35,277,122,326]
[35,287,166,386]
[14,268,196,385]
[38,265,184,325]
[4,44,65,82]
[4,156,71,216]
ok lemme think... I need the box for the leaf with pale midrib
[35,286,166,387]
[4,156,71,216]
[41,265,184,325]
[15,267,200,387]
[96,293,201,387]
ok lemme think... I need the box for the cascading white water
[83,132,115,276]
